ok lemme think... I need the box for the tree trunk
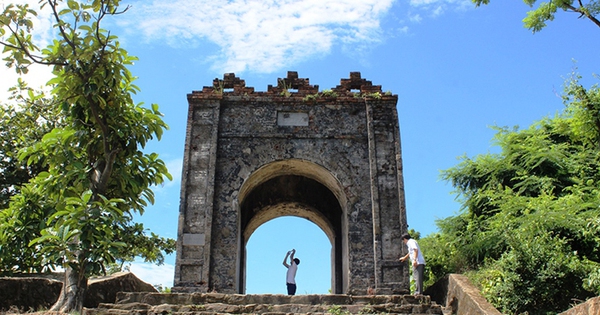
[51,266,88,313]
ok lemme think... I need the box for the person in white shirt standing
[283,249,300,295]
[399,233,426,295]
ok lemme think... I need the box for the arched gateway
[173,72,409,295]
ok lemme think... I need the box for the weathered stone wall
[0,272,157,311]
[0,277,62,311]
[174,72,408,295]
[211,99,375,293]
[558,296,600,315]
[425,274,502,315]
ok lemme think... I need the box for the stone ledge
[425,274,501,315]
[558,296,600,315]
[114,292,433,306]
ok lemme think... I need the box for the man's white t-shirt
[286,261,298,284]
[406,239,426,265]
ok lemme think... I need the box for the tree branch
[0,23,66,67]
[564,1,600,29]
[47,0,78,57]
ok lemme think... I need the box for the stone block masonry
[173,72,410,295]
[87,292,445,315]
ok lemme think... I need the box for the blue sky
[1,0,599,294]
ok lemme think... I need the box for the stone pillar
[172,99,221,292]
[366,99,408,294]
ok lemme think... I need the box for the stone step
[112,292,433,306]
[88,303,440,315]
[85,293,444,315]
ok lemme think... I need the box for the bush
[468,232,594,315]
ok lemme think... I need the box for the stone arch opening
[244,216,331,294]
[238,159,347,294]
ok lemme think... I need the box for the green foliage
[154,284,172,293]
[0,83,60,210]
[362,92,381,99]
[563,71,600,149]
[352,91,383,99]
[419,230,463,289]
[278,79,294,97]
[357,305,377,314]
[584,266,600,294]
[0,0,174,312]
[472,0,600,32]
[407,228,421,240]
[321,89,338,98]
[327,305,350,315]
[468,230,598,314]
[0,184,57,274]
[303,93,318,102]
[302,89,339,102]
[422,73,600,314]
[0,83,65,274]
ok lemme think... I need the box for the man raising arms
[283,249,300,295]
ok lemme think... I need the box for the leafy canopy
[472,0,600,32]
[422,73,600,315]
[1,0,174,311]
[0,83,65,273]
[0,82,61,211]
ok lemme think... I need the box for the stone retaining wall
[558,296,600,315]
[425,274,501,315]
[0,272,157,312]
[0,277,62,311]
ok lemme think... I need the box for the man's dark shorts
[286,283,297,295]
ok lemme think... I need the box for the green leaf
[67,0,80,11]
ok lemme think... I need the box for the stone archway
[238,159,347,293]
[173,72,409,295]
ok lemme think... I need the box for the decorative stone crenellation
[189,71,389,99]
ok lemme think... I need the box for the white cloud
[409,13,423,23]
[0,64,54,102]
[1,0,476,84]
[432,5,444,17]
[0,0,56,101]
[151,157,182,195]
[166,158,183,187]
[409,0,440,5]
[409,0,470,7]
[406,0,471,18]
[129,261,175,288]
[123,0,395,74]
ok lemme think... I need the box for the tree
[472,0,600,32]
[1,0,174,312]
[422,74,600,314]
[0,82,65,274]
[0,82,60,211]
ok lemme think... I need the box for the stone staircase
[85,292,446,315]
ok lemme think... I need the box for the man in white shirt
[399,233,426,295]
[283,249,300,295]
